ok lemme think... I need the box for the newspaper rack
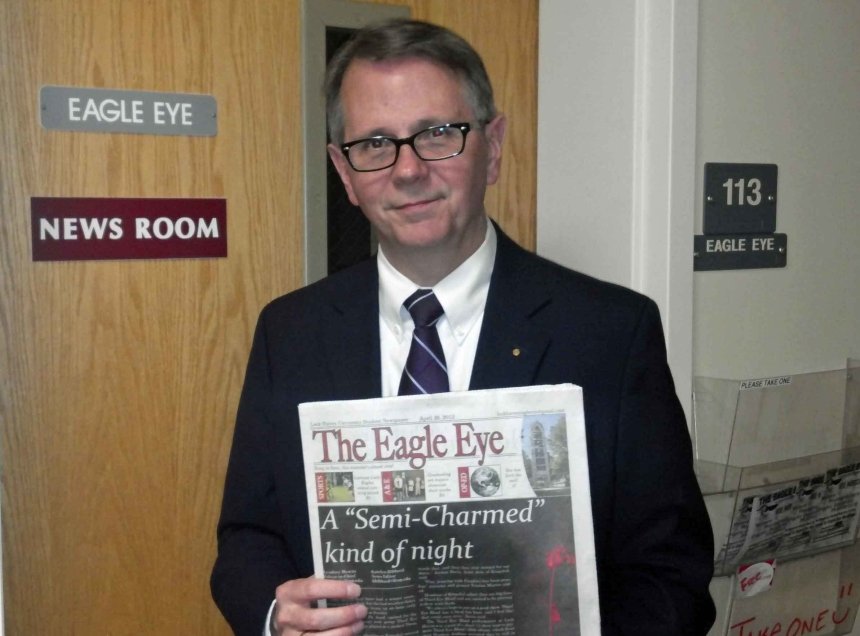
[693,360,860,635]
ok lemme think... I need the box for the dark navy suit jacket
[211,226,716,635]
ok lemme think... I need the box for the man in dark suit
[211,19,715,636]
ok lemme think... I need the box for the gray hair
[324,18,496,144]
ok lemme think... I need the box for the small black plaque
[694,233,787,271]
[704,163,777,234]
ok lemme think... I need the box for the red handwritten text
[731,582,855,635]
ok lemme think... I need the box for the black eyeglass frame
[339,122,472,173]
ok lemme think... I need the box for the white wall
[537,1,637,286]
[539,3,860,634]
[694,7,860,628]
[537,0,698,418]
[538,0,860,402]
[694,0,860,380]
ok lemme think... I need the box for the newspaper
[299,384,600,635]
[715,460,860,574]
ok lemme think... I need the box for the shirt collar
[378,220,497,344]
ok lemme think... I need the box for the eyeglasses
[340,122,472,172]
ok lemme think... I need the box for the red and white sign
[737,560,776,598]
[31,197,227,261]
[458,467,471,498]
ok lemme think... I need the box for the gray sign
[694,233,787,271]
[40,85,217,136]
[703,163,778,234]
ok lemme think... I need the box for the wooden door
[0,1,303,632]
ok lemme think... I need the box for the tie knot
[403,289,444,328]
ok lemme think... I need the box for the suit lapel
[470,226,553,391]
[320,259,383,400]
[316,227,555,397]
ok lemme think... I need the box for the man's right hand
[270,577,367,636]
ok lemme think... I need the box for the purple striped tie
[398,289,449,395]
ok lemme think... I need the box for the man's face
[328,57,505,276]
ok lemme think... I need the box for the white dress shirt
[377,221,496,396]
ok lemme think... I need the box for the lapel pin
[512,347,521,357]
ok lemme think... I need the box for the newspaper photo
[299,384,600,635]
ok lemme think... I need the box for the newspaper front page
[715,460,860,573]
[299,384,600,635]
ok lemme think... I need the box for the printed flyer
[299,384,600,635]
[715,460,860,574]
